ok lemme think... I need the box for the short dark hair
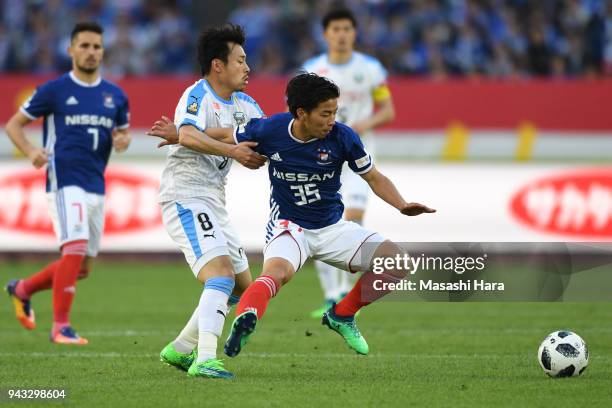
[71,22,104,42]
[286,73,340,117]
[197,23,246,76]
[322,8,357,30]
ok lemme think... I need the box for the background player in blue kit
[4,22,130,345]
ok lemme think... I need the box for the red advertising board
[1,75,611,131]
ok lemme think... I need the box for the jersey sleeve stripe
[19,107,38,120]
[354,162,373,175]
[235,93,264,116]
[179,118,204,132]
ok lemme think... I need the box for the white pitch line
[0,352,594,360]
[81,330,175,337]
[73,327,612,338]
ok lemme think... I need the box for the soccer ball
[538,330,588,377]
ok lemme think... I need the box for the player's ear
[296,107,306,120]
[212,58,224,73]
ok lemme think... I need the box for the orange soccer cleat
[5,280,36,330]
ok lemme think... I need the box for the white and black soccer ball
[538,330,588,378]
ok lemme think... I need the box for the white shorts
[263,218,385,273]
[46,186,105,257]
[161,196,249,277]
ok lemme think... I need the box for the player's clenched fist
[231,142,267,169]
[27,147,48,169]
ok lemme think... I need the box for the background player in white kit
[302,8,396,317]
[153,24,266,379]
[4,22,131,345]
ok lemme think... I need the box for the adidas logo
[270,152,282,161]
[245,307,258,314]
[66,96,79,105]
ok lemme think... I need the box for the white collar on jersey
[287,119,318,144]
[69,71,102,87]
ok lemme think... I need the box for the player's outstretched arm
[361,166,436,216]
[147,115,265,169]
[5,111,48,169]
[148,115,236,146]
[180,126,266,169]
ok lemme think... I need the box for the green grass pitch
[1,261,611,407]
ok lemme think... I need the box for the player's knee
[197,255,235,283]
[263,259,294,286]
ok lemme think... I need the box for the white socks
[172,307,198,354]
[196,277,234,363]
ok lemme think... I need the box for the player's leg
[160,198,236,378]
[311,260,339,318]
[5,260,59,330]
[188,255,236,378]
[223,222,252,308]
[49,186,96,345]
[225,221,307,357]
[4,190,68,330]
[314,220,385,354]
[77,256,93,280]
[231,267,252,306]
[312,167,368,318]
[335,239,406,315]
[324,238,406,355]
[337,209,365,297]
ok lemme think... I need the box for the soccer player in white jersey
[152,24,266,379]
[4,22,130,345]
[302,8,396,318]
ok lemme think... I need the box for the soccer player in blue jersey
[149,73,434,356]
[4,22,130,345]
[302,8,396,318]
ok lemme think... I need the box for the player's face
[68,31,104,74]
[220,43,250,91]
[323,19,356,53]
[302,98,338,139]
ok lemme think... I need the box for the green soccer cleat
[310,299,335,319]
[224,311,257,357]
[322,306,369,355]
[187,359,234,379]
[160,342,196,371]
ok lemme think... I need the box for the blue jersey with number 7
[20,72,130,194]
[234,112,373,229]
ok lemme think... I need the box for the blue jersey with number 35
[234,112,373,230]
[20,72,130,194]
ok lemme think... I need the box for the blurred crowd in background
[0,0,610,78]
